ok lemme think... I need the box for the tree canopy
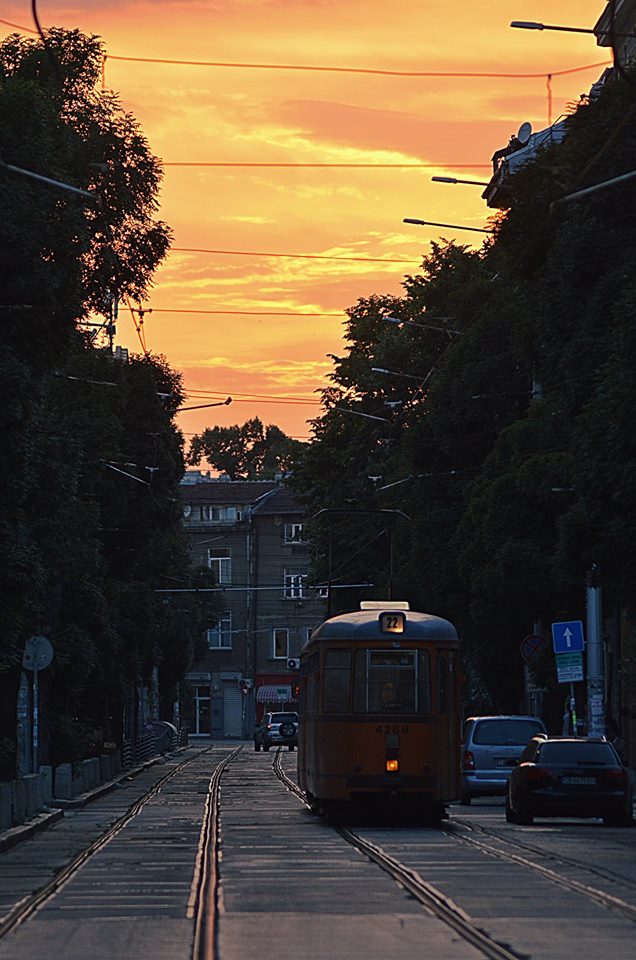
[188,417,306,479]
[0,28,215,778]
[290,70,636,717]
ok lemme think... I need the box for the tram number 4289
[375,725,410,735]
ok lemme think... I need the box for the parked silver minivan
[460,715,547,804]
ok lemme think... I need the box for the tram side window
[353,650,417,713]
[438,654,447,713]
[418,649,431,714]
[323,649,351,712]
[307,652,319,713]
[448,650,456,713]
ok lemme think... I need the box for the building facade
[179,475,327,739]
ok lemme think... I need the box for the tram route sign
[551,620,585,655]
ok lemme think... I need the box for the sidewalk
[0,753,177,855]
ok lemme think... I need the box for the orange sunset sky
[2,1,609,445]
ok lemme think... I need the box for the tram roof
[307,609,459,644]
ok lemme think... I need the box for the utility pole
[586,564,605,737]
[108,294,118,354]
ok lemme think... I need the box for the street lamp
[385,315,461,336]
[180,397,232,411]
[334,407,392,424]
[510,20,636,38]
[431,176,491,187]
[403,218,493,234]
[372,366,433,383]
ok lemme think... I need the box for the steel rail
[272,752,524,960]
[190,745,243,960]
[447,819,636,924]
[337,827,526,960]
[0,746,215,939]
[451,816,636,891]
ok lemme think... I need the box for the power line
[172,246,416,264]
[184,390,317,406]
[104,52,610,80]
[138,307,345,317]
[0,21,610,78]
[162,161,492,169]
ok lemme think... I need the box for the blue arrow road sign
[551,620,585,654]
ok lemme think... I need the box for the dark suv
[254,711,298,752]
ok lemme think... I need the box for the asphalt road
[0,743,634,960]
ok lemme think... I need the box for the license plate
[561,776,596,785]
[495,758,514,768]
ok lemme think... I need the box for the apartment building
[180,475,326,738]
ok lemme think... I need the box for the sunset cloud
[1,0,607,441]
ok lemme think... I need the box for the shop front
[255,674,297,721]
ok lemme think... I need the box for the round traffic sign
[22,635,54,671]
[520,634,548,661]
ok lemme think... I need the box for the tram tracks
[273,750,526,960]
[446,816,636,924]
[274,749,636,958]
[0,745,238,946]
[190,745,242,960]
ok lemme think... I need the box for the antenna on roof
[517,121,532,145]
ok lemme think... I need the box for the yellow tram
[297,601,461,823]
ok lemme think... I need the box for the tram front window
[354,650,418,713]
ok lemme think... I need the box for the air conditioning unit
[287,658,300,671]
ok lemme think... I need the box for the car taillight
[267,724,272,729]
[602,769,627,785]
[463,750,475,771]
[524,766,554,781]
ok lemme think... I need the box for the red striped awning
[256,684,293,703]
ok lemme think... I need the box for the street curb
[0,808,64,854]
[52,755,168,810]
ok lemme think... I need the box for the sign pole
[586,566,605,737]
[33,664,39,775]
[569,682,577,736]
[22,635,54,775]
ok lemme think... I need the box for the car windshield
[271,713,298,723]
[538,741,617,765]
[472,719,545,746]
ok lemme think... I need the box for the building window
[305,626,314,644]
[201,505,238,522]
[316,585,329,599]
[284,570,307,599]
[272,628,289,659]
[208,548,231,585]
[207,614,232,649]
[183,504,192,518]
[284,522,305,543]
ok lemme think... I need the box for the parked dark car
[254,711,298,752]
[506,736,633,827]
[460,715,547,804]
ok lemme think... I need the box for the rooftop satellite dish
[517,121,532,145]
